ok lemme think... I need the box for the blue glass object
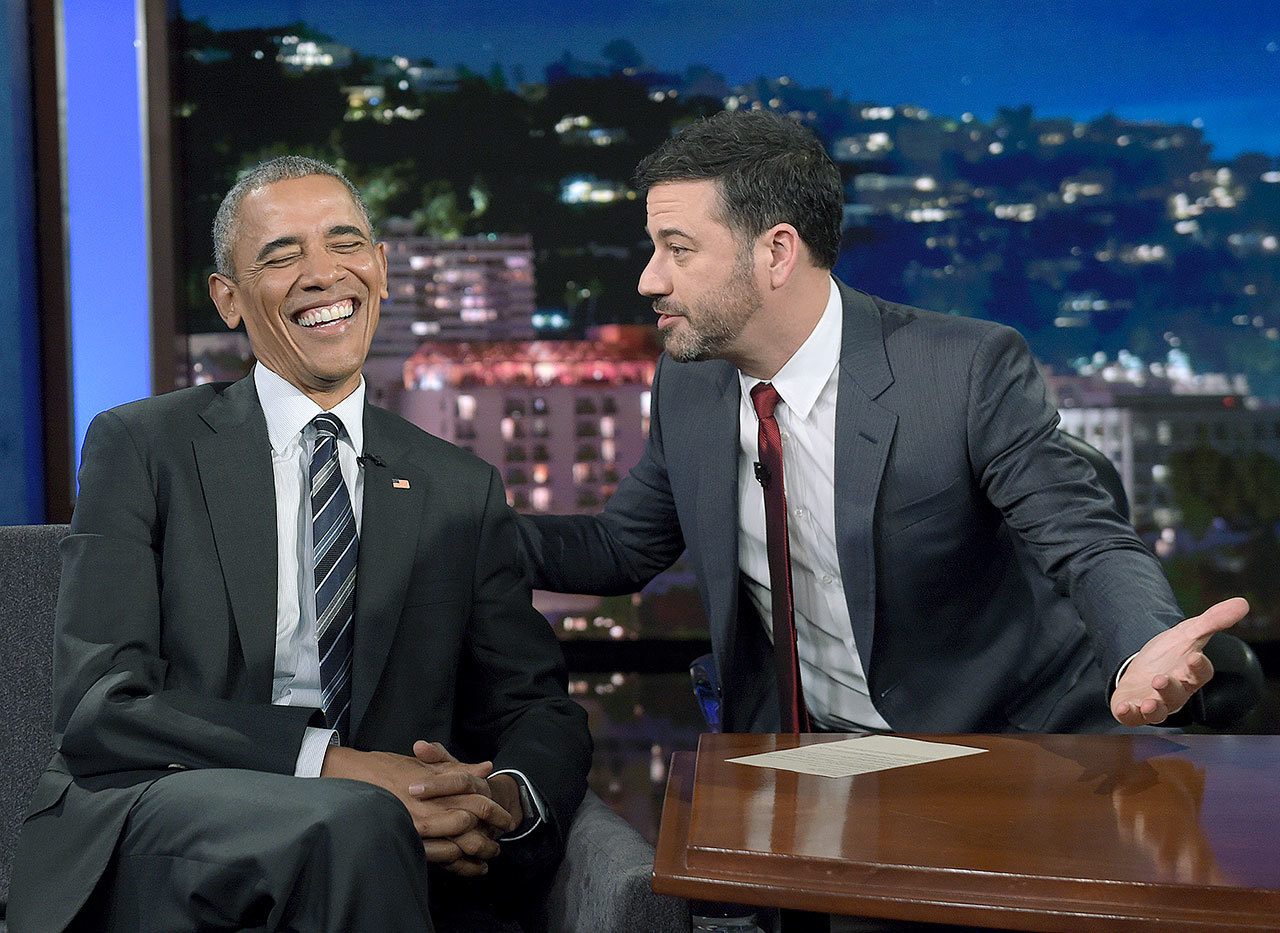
[689,652,722,732]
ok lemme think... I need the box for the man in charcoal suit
[9,156,590,932]
[518,110,1246,737]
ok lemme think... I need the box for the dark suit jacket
[520,281,1184,734]
[9,375,591,932]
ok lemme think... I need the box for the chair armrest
[1197,633,1267,730]
[546,790,690,933]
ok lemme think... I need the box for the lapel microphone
[754,461,771,488]
[357,452,387,468]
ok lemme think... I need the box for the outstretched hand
[1111,597,1249,726]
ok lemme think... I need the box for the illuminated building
[373,233,538,359]
[275,35,352,72]
[559,175,634,204]
[554,114,628,146]
[1049,357,1280,528]
[391,326,658,516]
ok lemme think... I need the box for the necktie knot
[750,382,781,420]
[312,413,344,442]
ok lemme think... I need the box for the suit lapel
[694,362,743,671]
[349,405,423,740]
[194,376,278,700]
[832,282,897,674]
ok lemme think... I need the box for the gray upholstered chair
[0,523,688,933]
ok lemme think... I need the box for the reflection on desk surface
[688,733,1280,891]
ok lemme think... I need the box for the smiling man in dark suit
[518,110,1246,738]
[8,156,590,932]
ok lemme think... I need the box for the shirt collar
[738,276,842,420]
[253,362,366,454]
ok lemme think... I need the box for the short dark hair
[634,110,843,269]
[212,155,372,279]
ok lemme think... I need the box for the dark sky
[180,0,1280,157]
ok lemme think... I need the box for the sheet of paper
[727,735,987,778]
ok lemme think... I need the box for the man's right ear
[208,273,242,330]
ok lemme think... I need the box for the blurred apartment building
[362,230,658,517]
[372,231,538,352]
[379,326,657,516]
[1049,355,1280,528]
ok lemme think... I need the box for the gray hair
[212,155,373,278]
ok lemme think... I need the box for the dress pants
[71,769,433,933]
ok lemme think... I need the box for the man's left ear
[764,223,801,289]
[376,241,389,299]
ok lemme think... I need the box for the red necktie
[750,382,811,733]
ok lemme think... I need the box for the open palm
[1111,597,1249,726]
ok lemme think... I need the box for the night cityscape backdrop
[167,1,1280,830]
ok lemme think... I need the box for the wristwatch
[512,777,538,836]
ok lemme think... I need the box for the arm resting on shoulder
[517,354,686,594]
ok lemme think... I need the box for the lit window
[531,487,551,511]
[456,395,476,420]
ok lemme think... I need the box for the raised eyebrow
[255,235,302,263]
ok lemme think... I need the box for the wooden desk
[653,733,1280,931]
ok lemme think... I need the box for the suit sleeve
[457,465,592,864]
[54,410,318,779]
[516,353,686,594]
[964,326,1184,679]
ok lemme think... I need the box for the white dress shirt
[255,365,547,837]
[737,278,893,731]
[256,363,366,776]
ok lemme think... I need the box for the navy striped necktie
[310,412,357,743]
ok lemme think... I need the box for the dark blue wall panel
[0,0,45,524]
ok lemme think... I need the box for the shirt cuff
[490,768,546,841]
[295,727,339,778]
[1113,652,1140,691]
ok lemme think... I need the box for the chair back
[0,524,68,910]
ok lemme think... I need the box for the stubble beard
[657,254,763,363]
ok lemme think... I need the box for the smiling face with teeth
[208,173,388,409]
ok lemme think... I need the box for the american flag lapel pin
[392,478,411,489]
